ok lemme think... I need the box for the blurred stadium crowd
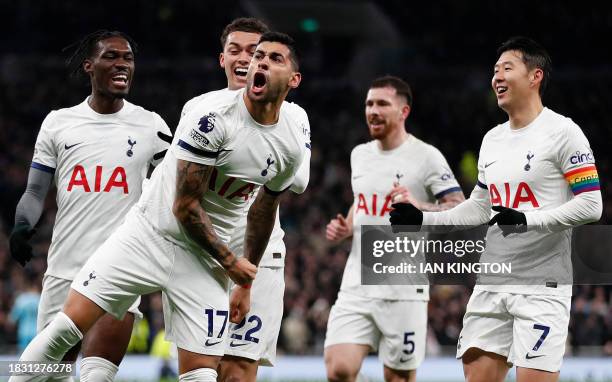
[0,0,611,358]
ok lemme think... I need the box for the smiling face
[245,41,301,103]
[84,36,134,99]
[492,50,542,111]
[365,86,410,140]
[220,31,262,90]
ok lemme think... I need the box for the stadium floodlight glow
[300,18,319,33]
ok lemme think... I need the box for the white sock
[179,368,218,382]
[9,313,82,381]
[80,357,119,382]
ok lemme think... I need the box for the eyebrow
[227,42,256,48]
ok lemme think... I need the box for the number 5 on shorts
[532,324,550,351]
[403,331,415,355]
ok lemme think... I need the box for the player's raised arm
[173,159,256,286]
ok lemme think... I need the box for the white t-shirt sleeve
[174,109,227,166]
[289,111,311,194]
[525,122,602,230]
[150,113,172,167]
[423,146,462,199]
[422,142,491,226]
[31,111,58,173]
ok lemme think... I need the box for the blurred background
[0,0,611,379]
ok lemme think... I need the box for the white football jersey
[137,89,307,265]
[473,107,600,296]
[341,135,462,300]
[180,89,311,267]
[31,98,171,280]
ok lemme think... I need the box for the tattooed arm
[172,159,256,285]
[229,185,284,323]
[243,186,285,267]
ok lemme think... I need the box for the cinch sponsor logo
[489,182,539,208]
[190,129,210,146]
[67,165,128,194]
[570,151,594,164]
[355,193,394,216]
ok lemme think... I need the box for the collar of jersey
[81,97,132,119]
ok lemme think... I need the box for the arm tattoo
[173,159,235,268]
[244,188,282,266]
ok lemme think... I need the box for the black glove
[488,206,527,237]
[9,223,36,266]
[389,203,423,232]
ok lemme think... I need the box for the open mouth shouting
[251,71,267,95]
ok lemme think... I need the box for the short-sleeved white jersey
[31,98,171,279]
[137,89,307,263]
[341,135,462,300]
[179,89,311,267]
[474,107,600,296]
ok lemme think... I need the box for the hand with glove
[9,223,36,266]
[389,203,423,232]
[488,206,527,237]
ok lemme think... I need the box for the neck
[506,95,544,130]
[243,91,284,125]
[88,90,124,114]
[377,128,409,151]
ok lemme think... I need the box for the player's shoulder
[405,134,444,158]
[122,100,165,123]
[194,89,242,114]
[182,88,231,115]
[39,99,89,131]
[482,121,508,142]
[282,100,308,122]
[351,140,376,159]
[541,107,582,136]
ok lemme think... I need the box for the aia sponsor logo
[489,182,539,208]
[208,168,255,201]
[355,193,394,216]
[67,165,129,194]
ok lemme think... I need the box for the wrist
[240,283,252,290]
[221,253,238,269]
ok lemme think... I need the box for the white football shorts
[224,266,284,366]
[456,289,570,372]
[72,208,231,356]
[325,291,427,370]
[38,274,142,331]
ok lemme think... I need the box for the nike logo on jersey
[229,341,248,348]
[525,353,545,359]
[352,174,365,180]
[484,161,497,168]
[204,339,223,346]
[65,142,83,150]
